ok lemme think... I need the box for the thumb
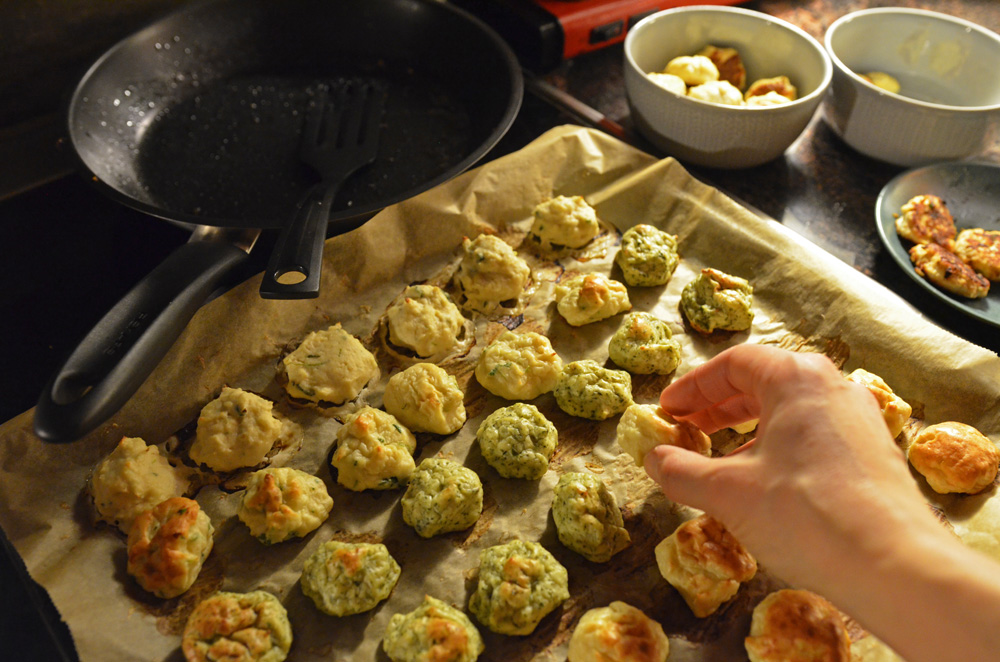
[644,444,721,513]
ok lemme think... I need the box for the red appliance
[454,0,747,72]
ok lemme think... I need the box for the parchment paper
[2,126,999,662]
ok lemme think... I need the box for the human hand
[644,344,943,592]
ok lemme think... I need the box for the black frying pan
[34,0,522,442]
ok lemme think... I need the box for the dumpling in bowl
[664,55,718,86]
[688,80,744,106]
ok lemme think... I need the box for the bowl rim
[825,7,1000,113]
[623,5,832,112]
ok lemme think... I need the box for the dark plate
[875,161,1000,328]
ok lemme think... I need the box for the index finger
[660,345,836,418]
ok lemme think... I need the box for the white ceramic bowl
[623,6,831,169]
[823,8,1000,167]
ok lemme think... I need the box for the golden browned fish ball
[955,228,1000,281]
[895,194,957,249]
[909,243,989,299]
[655,514,757,618]
[616,403,712,467]
[908,421,999,495]
[844,369,912,439]
[744,589,851,662]
[568,601,669,662]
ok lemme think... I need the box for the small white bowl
[823,8,1000,167]
[623,6,831,169]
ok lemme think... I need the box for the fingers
[660,345,840,427]
[659,345,774,417]
[669,392,759,435]
[644,444,728,513]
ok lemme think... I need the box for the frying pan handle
[33,240,250,443]
[258,184,330,299]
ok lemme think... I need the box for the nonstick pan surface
[68,0,523,230]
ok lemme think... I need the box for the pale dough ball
[744,589,851,662]
[332,407,416,491]
[616,403,712,467]
[382,595,484,662]
[401,458,483,538]
[383,363,467,435]
[190,387,283,472]
[647,72,686,96]
[127,497,214,599]
[468,539,569,635]
[529,195,601,251]
[454,234,531,315]
[907,421,999,495]
[282,323,379,404]
[614,224,680,287]
[90,436,187,534]
[664,54,719,86]
[238,467,333,545]
[844,368,912,439]
[567,601,670,662]
[386,284,466,358]
[655,514,757,618]
[474,330,563,400]
[554,360,633,420]
[552,472,630,563]
[555,273,632,326]
[687,80,745,106]
[300,540,401,616]
[181,590,292,662]
[608,312,682,375]
[680,268,754,334]
[745,91,793,107]
[476,403,557,480]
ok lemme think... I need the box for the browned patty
[955,228,1000,281]
[896,194,957,249]
[909,242,990,299]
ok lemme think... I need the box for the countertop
[2,0,999,659]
